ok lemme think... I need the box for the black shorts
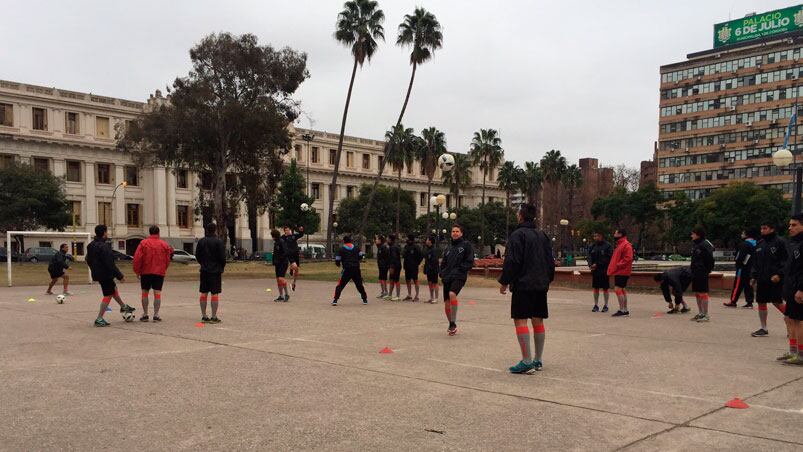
[691,275,709,293]
[443,279,466,301]
[199,271,222,295]
[786,299,803,321]
[404,267,419,281]
[49,269,65,279]
[140,274,165,291]
[99,279,117,297]
[592,271,609,289]
[511,289,549,319]
[426,271,439,284]
[614,275,629,288]
[389,266,401,282]
[275,261,289,278]
[756,280,783,304]
[378,266,389,280]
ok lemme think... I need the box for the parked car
[300,244,326,259]
[0,247,20,262]
[112,250,133,261]
[23,247,57,263]
[171,250,197,263]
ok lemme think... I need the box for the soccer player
[724,229,757,308]
[423,235,440,303]
[331,235,368,306]
[282,226,304,291]
[46,243,72,295]
[132,225,173,322]
[386,234,402,301]
[750,221,790,338]
[375,235,390,299]
[782,214,803,365]
[499,204,555,374]
[439,225,474,336]
[690,227,715,323]
[402,234,424,301]
[195,223,226,324]
[271,230,290,302]
[86,225,134,327]
[587,231,612,312]
[654,267,692,314]
[607,228,634,317]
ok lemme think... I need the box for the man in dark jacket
[331,235,368,306]
[499,203,555,374]
[195,223,226,323]
[439,225,474,336]
[46,243,72,296]
[724,229,757,308]
[86,225,134,327]
[654,267,692,314]
[750,222,790,338]
[375,235,390,299]
[403,234,424,301]
[387,234,402,301]
[690,227,715,323]
[782,214,803,365]
[271,229,290,302]
[423,235,440,304]
[587,231,612,312]
[282,226,304,291]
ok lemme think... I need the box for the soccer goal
[5,231,92,287]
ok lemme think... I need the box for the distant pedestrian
[499,204,555,374]
[750,221,790,339]
[689,227,715,323]
[724,228,757,308]
[331,235,368,306]
[423,235,440,303]
[283,226,304,291]
[132,225,173,322]
[387,234,402,301]
[375,235,390,299]
[607,228,634,317]
[403,234,424,301]
[588,231,612,313]
[271,229,290,302]
[439,225,474,336]
[46,243,72,296]
[781,214,803,365]
[654,267,692,314]
[195,223,226,324]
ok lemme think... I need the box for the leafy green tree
[0,163,71,233]
[469,128,504,252]
[626,183,662,253]
[330,0,386,252]
[118,32,308,245]
[540,149,567,221]
[497,161,523,238]
[441,153,472,209]
[420,126,446,231]
[521,161,542,207]
[275,159,320,236]
[591,187,630,227]
[445,202,513,251]
[562,164,583,224]
[337,184,416,239]
[385,124,416,233]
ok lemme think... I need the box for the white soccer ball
[438,153,455,172]
[300,202,310,212]
[55,294,66,304]
[122,311,135,322]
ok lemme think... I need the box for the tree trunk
[327,58,359,255]
[395,170,402,234]
[480,168,487,255]
[357,62,418,245]
[425,174,433,233]
[505,190,511,239]
[247,199,258,254]
[214,151,228,248]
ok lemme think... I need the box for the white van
[300,244,326,259]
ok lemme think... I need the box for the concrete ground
[1,278,801,451]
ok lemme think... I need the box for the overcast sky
[0,0,794,168]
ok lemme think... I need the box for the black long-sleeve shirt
[439,237,474,282]
[588,240,612,274]
[660,267,692,304]
[388,243,402,269]
[86,238,123,281]
[403,243,423,270]
[336,244,363,270]
[498,221,555,291]
[196,234,227,274]
[690,238,715,278]
[752,233,787,283]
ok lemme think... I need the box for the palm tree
[497,161,523,239]
[328,0,385,253]
[469,129,504,253]
[521,161,542,209]
[357,6,442,242]
[442,153,472,210]
[421,127,446,231]
[539,149,567,228]
[385,124,416,233]
[561,164,583,251]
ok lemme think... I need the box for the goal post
[6,231,92,287]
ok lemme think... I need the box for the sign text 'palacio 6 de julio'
[714,5,803,48]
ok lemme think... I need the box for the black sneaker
[283,294,290,302]
[201,316,211,323]
[601,306,609,313]
[152,316,162,322]
[723,302,737,308]
[209,317,221,324]
[120,304,135,313]
[331,300,338,306]
[140,315,149,322]
[680,307,691,313]
[612,310,624,317]
[362,298,368,305]
[592,305,599,312]
[751,328,768,337]
[742,303,754,309]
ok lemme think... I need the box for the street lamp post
[301,132,315,197]
[110,181,127,250]
[773,148,801,215]
[559,219,569,257]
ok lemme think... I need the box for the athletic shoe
[291,282,296,291]
[750,329,768,337]
[429,299,437,304]
[723,302,737,308]
[153,316,162,322]
[283,294,290,302]
[777,352,795,361]
[201,316,211,323]
[362,298,368,305]
[612,310,627,317]
[667,308,679,314]
[509,360,534,374]
[62,291,73,296]
[94,318,110,327]
[376,293,386,299]
[209,317,221,324]
[120,304,135,313]
[391,296,401,302]
[403,296,412,301]
[696,314,710,322]
[382,295,391,301]
[273,296,284,302]
[601,306,608,313]
[690,313,702,321]
[45,291,54,295]
[680,307,691,313]
[783,355,803,365]
[447,326,457,336]
[532,360,543,371]
[331,300,338,306]
[412,297,419,302]
[742,303,754,309]
[140,315,150,322]
[592,305,599,312]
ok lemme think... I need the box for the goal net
[5,231,92,287]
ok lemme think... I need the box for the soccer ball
[55,294,66,304]
[122,311,135,322]
[438,153,455,172]
[300,202,310,212]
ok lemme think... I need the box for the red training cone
[379,347,393,354]
[652,312,664,318]
[195,322,205,328]
[468,300,477,305]
[725,398,749,409]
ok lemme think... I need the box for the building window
[96,163,111,185]
[32,107,47,130]
[33,157,49,173]
[346,151,354,168]
[420,192,427,207]
[66,161,82,182]
[177,205,190,228]
[311,183,321,200]
[65,112,79,134]
[294,144,303,161]
[125,166,139,186]
[329,149,337,166]
[0,103,12,126]
[98,202,112,226]
[70,201,82,226]
[346,185,355,199]
[200,172,213,190]
[95,116,110,138]
[126,203,141,227]
[0,154,14,169]
[362,154,370,169]
[176,169,188,189]
[311,147,319,163]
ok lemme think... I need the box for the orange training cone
[195,322,205,328]
[379,347,393,354]
[725,398,749,409]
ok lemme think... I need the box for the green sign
[714,5,803,48]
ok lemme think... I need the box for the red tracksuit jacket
[133,235,174,276]
[607,237,634,276]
